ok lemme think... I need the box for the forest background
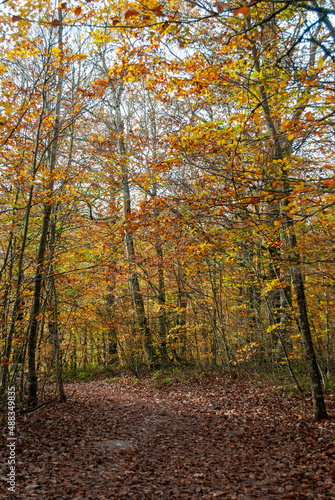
[0,0,335,421]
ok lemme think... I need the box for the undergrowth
[59,361,334,398]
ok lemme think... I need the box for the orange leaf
[12,15,21,22]
[125,9,140,19]
[51,19,61,26]
[234,6,250,16]
[94,79,108,87]
[75,6,82,16]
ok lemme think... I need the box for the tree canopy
[1,0,335,419]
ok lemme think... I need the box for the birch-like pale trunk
[110,81,154,367]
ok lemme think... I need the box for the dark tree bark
[27,10,64,407]
[250,35,327,420]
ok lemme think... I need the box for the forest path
[1,377,335,499]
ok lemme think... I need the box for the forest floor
[1,374,335,499]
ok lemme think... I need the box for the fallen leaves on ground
[1,377,335,499]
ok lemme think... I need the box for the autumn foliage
[0,0,335,419]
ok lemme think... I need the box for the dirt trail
[1,377,335,499]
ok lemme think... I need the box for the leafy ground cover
[1,376,335,499]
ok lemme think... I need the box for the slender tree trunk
[110,79,154,367]
[250,36,327,419]
[48,209,66,402]
[289,234,327,419]
[106,280,118,366]
[1,173,40,398]
[27,204,52,406]
[176,264,188,361]
[206,259,234,374]
[27,11,64,407]
[152,184,168,362]
[155,241,168,361]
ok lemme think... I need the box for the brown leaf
[152,5,164,16]
[160,22,169,33]
[234,5,250,16]
[61,2,67,9]
[11,15,21,22]
[51,19,61,26]
[25,483,39,490]
[125,9,140,19]
[215,2,230,12]
[10,379,332,499]
[75,6,82,16]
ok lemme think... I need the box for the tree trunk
[48,210,66,402]
[251,36,327,419]
[152,184,168,362]
[27,10,64,407]
[106,281,118,366]
[110,79,154,367]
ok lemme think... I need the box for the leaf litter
[1,377,335,499]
